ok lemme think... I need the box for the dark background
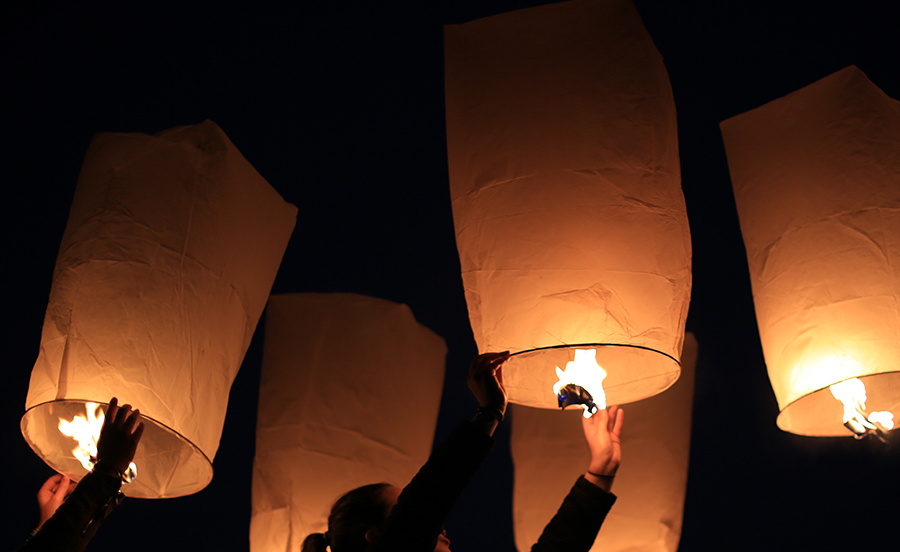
[4,1,899,550]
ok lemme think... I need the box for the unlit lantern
[250,293,446,552]
[22,121,297,497]
[444,0,691,409]
[722,66,900,435]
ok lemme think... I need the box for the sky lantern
[510,333,696,551]
[444,0,691,411]
[21,121,297,498]
[250,293,446,552]
[721,66,900,437]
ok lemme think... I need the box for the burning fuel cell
[830,378,894,441]
[553,349,607,418]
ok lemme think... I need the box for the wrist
[476,405,504,422]
[584,471,615,492]
[92,460,128,481]
[588,459,618,477]
[471,406,503,437]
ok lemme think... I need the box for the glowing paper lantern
[250,293,446,552]
[721,66,900,435]
[510,333,697,552]
[21,121,297,497]
[444,0,691,410]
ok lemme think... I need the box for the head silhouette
[301,483,392,552]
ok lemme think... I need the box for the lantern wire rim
[506,342,682,366]
[21,398,214,498]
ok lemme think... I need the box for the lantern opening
[502,344,680,410]
[58,402,137,482]
[552,349,607,418]
[23,400,213,498]
[829,378,895,440]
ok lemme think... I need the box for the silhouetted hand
[36,473,72,528]
[467,351,510,415]
[583,405,623,489]
[96,397,145,475]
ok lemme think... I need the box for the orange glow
[552,349,607,417]
[58,402,137,480]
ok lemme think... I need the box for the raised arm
[531,406,624,552]
[371,352,509,552]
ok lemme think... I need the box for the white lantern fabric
[22,120,297,497]
[250,293,447,552]
[444,0,692,409]
[510,333,697,552]
[721,66,900,435]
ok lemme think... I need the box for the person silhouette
[303,352,623,552]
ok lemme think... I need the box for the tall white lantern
[722,66,900,435]
[444,0,692,410]
[22,120,297,497]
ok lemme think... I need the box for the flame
[868,411,894,430]
[58,402,138,481]
[829,378,894,434]
[58,402,104,471]
[553,349,607,417]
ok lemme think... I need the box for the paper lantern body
[250,293,446,552]
[444,0,691,409]
[510,333,696,552]
[22,121,297,497]
[722,66,900,435]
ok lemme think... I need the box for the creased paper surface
[22,120,297,497]
[445,0,691,408]
[722,66,900,434]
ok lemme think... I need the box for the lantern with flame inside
[250,294,446,552]
[21,121,297,497]
[721,66,900,436]
[444,0,691,411]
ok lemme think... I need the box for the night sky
[4,1,899,551]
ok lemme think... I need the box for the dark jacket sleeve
[370,420,495,552]
[17,471,123,552]
[531,476,617,552]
